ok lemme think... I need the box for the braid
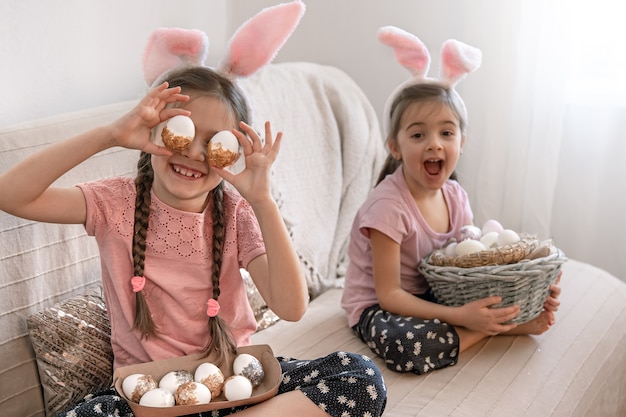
[203,182,238,365]
[132,152,157,337]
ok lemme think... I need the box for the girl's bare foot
[504,310,555,335]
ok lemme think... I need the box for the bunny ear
[217,1,305,79]
[377,26,430,79]
[440,39,482,87]
[143,28,209,85]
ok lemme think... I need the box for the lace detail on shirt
[89,179,136,240]
[146,185,262,262]
[87,178,263,264]
[149,201,210,260]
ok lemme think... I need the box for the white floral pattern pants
[353,303,459,374]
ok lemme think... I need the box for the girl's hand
[110,82,189,155]
[457,296,520,335]
[215,121,282,205]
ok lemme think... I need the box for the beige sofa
[1,62,625,417]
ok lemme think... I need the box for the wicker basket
[418,246,567,324]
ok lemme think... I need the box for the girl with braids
[0,49,386,417]
[0,4,387,417]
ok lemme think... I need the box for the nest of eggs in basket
[122,353,264,408]
[429,219,550,268]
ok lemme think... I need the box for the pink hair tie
[206,299,220,317]
[131,276,146,293]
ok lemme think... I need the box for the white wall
[2,0,499,128]
[0,0,228,126]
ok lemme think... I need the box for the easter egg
[122,373,158,403]
[139,388,175,407]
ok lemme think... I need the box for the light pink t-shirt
[341,168,473,327]
[79,177,266,369]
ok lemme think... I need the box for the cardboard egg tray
[113,344,281,417]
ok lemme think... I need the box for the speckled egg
[194,362,225,398]
[208,130,240,168]
[232,353,264,387]
[159,369,193,395]
[160,115,195,152]
[175,381,212,405]
[122,373,158,403]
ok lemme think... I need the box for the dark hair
[376,82,467,185]
[132,66,249,366]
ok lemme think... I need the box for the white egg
[496,229,521,247]
[175,381,212,405]
[211,130,239,152]
[208,131,240,167]
[479,232,499,249]
[444,241,458,256]
[223,375,253,401]
[166,115,195,139]
[139,387,175,407]
[455,239,486,256]
[194,362,224,398]
[159,369,193,394]
[457,225,481,241]
[481,219,504,235]
[122,373,158,403]
[232,353,264,387]
[158,115,196,152]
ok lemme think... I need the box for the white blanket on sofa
[239,62,386,297]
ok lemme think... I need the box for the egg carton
[113,344,280,417]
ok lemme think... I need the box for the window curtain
[455,0,625,278]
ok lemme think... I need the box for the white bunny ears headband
[378,26,482,135]
[142,1,305,90]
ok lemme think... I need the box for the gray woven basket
[418,247,567,324]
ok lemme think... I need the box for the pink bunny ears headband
[142,1,306,87]
[378,26,482,135]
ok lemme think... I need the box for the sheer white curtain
[455,0,625,279]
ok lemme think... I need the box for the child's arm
[217,121,308,322]
[370,229,520,335]
[0,83,188,224]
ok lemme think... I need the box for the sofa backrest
[0,62,385,416]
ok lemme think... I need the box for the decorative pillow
[26,287,113,417]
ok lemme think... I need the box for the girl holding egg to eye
[0,4,387,417]
[341,27,562,375]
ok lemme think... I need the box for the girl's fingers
[497,306,520,323]
[143,142,173,157]
[232,127,252,155]
[160,107,191,122]
[235,121,283,156]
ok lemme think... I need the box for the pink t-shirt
[341,168,473,327]
[78,177,266,369]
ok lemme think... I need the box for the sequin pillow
[26,288,113,417]
[241,268,280,330]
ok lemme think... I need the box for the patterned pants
[57,351,387,417]
[353,302,459,375]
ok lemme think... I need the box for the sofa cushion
[26,288,113,417]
